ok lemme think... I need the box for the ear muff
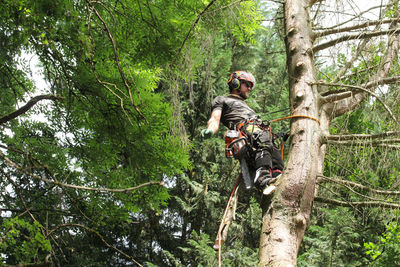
[228,72,241,91]
[231,78,240,91]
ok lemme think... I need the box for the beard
[240,90,249,99]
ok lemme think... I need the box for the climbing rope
[217,174,241,267]
[271,114,321,160]
[271,114,321,125]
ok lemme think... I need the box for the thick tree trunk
[258,0,326,265]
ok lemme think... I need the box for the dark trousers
[247,130,284,171]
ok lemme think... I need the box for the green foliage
[365,219,400,266]
[180,231,218,266]
[0,217,51,264]
[0,0,270,265]
[299,207,371,267]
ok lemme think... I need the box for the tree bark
[259,0,324,266]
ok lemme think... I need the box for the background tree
[0,0,262,265]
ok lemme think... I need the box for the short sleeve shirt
[211,95,257,129]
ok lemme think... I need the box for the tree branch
[0,95,63,125]
[47,223,142,267]
[316,81,398,124]
[313,28,400,53]
[314,18,400,38]
[87,0,146,122]
[327,139,400,146]
[318,175,400,195]
[315,197,400,209]
[329,6,393,84]
[322,22,400,118]
[313,4,392,31]
[327,131,400,141]
[0,150,163,193]
[171,0,218,64]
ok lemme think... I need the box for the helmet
[227,71,256,91]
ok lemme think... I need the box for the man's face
[239,80,253,99]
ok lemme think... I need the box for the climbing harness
[224,118,273,189]
[224,118,272,158]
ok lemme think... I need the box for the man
[201,71,284,191]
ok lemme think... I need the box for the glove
[201,129,213,139]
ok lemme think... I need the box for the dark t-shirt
[211,94,257,129]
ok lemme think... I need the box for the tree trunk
[259,0,326,265]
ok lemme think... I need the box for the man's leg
[249,130,276,190]
[253,149,273,190]
[271,147,284,178]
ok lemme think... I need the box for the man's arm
[207,109,222,134]
[201,109,222,138]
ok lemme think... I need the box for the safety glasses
[242,81,253,90]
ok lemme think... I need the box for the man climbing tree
[201,71,285,193]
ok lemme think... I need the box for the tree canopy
[1,0,400,266]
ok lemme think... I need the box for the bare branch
[315,197,400,209]
[327,139,400,146]
[329,7,392,84]
[0,150,163,193]
[327,131,400,141]
[313,4,392,31]
[314,18,400,38]
[375,144,400,150]
[47,223,143,266]
[316,81,398,124]
[318,175,400,196]
[313,28,400,53]
[364,75,400,88]
[0,95,63,125]
[320,90,352,102]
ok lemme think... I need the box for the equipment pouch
[225,130,248,159]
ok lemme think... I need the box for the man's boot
[253,167,273,190]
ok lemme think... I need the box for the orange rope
[270,115,320,160]
[271,114,320,125]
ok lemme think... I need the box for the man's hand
[201,129,213,139]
